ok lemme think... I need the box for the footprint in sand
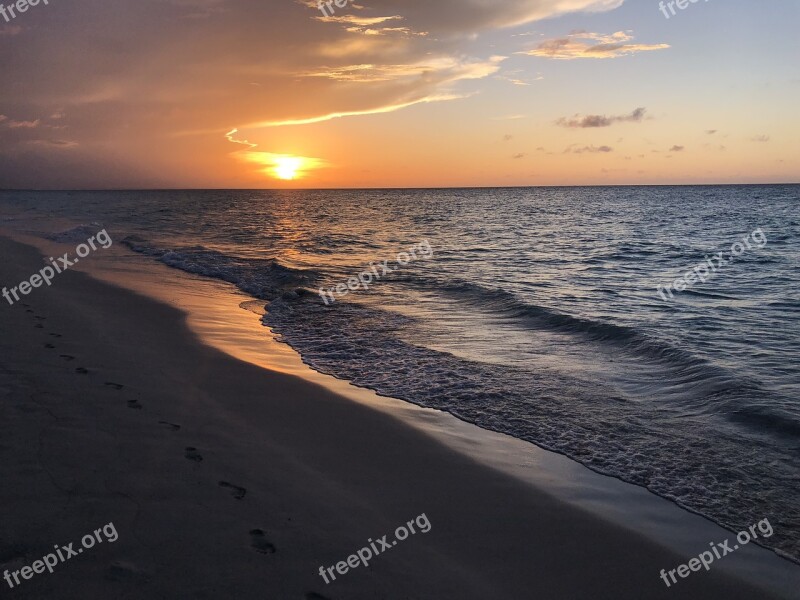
[306,593,332,600]
[34,316,46,321]
[249,529,276,554]
[184,447,203,462]
[25,309,33,314]
[0,543,28,564]
[104,382,125,390]
[60,355,75,361]
[158,421,181,431]
[127,400,142,410]
[34,324,44,329]
[49,333,62,338]
[44,343,56,349]
[75,367,89,374]
[219,481,247,500]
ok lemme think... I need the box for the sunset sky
[0,0,797,189]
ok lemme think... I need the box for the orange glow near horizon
[233,150,325,183]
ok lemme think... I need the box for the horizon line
[2,182,799,193]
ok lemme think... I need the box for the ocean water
[1,186,798,560]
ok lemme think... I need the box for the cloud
[513,153,526,159]
[0,25,22,36]
[248,53,505,129]
[27,139,79,149]
[556,107,646,128]
[750,135,771,142]
[523,31,669,60]
[0,114,78,152]
[224,128,257,148]
[669,145,684,152]
[706,129,718,135]
[318,16,404,27]
[303,0,625,34]
[566,145,614,154]
[7,119,41,129]
[244,93,468,128]
[496,69,543,86]
[314,14,427,37]
[300,55,504,83]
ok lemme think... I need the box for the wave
[683,289,740,300]
[397,276,757,395]
[122,236,319,300]
[46,223,106,244]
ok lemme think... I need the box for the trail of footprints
[24,303,284,571]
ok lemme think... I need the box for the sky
[0,0,798,189]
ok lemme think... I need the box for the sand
[0,234,790,599]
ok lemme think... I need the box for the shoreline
[1,232,797,598]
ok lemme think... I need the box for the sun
[273,157,303,180]
[232,148,324,182]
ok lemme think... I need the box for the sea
[1,185,798,561]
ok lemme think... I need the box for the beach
[0,232,793,599]
[2,0,798,594]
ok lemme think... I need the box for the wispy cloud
[317,16,403,27]
[245,93,469,128]
[313,13,426,37]
[265,54,503,128]
[27,139,79,149]
[7,119,41,129]
[566,144,614,154]
[494,67,543,86]
[302,0,625,33]
[557,107,646,128]
[301,55,503,83]
[0,24,22,36]
[225,128,257,148]
[523,31,669,60]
